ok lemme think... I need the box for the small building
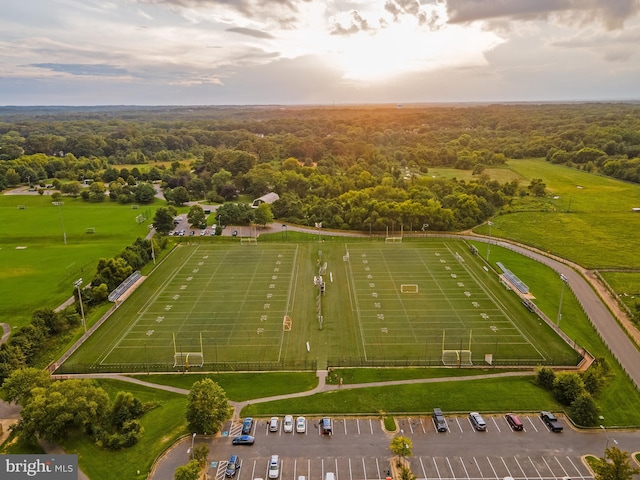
[252,192,280,208]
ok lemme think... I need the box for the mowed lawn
[0,195,157,327]
[480,159,640,269]
[60,239,574,373]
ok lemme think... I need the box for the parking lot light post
[74,278,86,334]
[187,432,196,460]
[557,273,568,327]
[600,424,618,452]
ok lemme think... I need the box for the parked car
[225,454,241,477]
[505,413,523,431]
[241,417,254,435]
[232,230,238,236]
[469,412,487,431]
[283,415,294,433]
[540,411,563,432]
[320,417,332,435]
[268,455,280,479]
[432,408,448,432]
[269,417,279,432]
[296,416,306,433]
[231,435,255,445]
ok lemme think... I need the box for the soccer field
[60,239,576,373]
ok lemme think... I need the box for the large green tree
[187,204,206,228]
[592,446,640,480]
[185,378,231,435]
[154,206,177,235]
[254,202,274,227]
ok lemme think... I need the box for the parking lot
[203,415,598,480]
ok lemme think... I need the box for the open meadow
[59,238,577,373]
[0,194,157,327]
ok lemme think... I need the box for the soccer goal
[400,284,419,293]
[282,315,292,331]
[240,237,258,245]
[385,237,403,243]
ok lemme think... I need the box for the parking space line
[553,456,570,478]
[249,459,257,480]
[369,418,374,435]
[500,456,512,478]
[419,417,427,434]
[514,456,527,478]
[356,419,361,435]
[408,417,414,434]
[307,458,311,479]
[454,417,464,433]
[343,419,347,435]
[542,456,556,478]
[526,416,539,432]
[335,458,339,480]
[486,456,500,479]
[348,458,353,480]
[458,456,471,480]
[361,458,367,480]
[492,417,502,433]
[419,457,428,480]
[527,456,544,480]
[375,457,382,480]
[445,457,455,478]
[472,457,484,480]
[433,457,442,480]
[566,456,590,479]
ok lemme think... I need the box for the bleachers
[496,262,530,294]
[108,271,142,302]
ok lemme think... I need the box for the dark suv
[432,408,448,432]
[241,417,253,435]
[225,454,241,477]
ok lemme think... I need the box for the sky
[1,0,640,105]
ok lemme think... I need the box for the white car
[296,416,306,433]
[283,415,293,433]
[268,455,279,479]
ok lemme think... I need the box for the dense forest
[1,103,640,231]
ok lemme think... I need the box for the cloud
[226,27,274,38]
[330,10,373,35]
[135,0,308,21]
[28,63,132,77]
[444,0,640,30]
[551,26,640,61]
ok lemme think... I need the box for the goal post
[283,315,292,331]
[400,284,419,293]
[441,329,473,366]
[172,333,204,368]
[240,237,258,245]
[385,237,403,243]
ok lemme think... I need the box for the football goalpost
[240,237,258,245]
[441,330,473,366]
[385,225,403,243]
[173,333,204,368]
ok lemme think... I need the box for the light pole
[600,424,618,452]
[187,432,196,459]
[74,278,86,334]
[557,273,568,327]
[486,221,493,263]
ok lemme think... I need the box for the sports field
[60,238,576,373]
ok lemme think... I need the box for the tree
[389,435,413,466]
[171,186,190,205]
[154,206,177,235]
[2,367,51,405]
[187,204,206,228]
[553,372,585,405]
[16,379,110,443]
[569,392,599,426]
[134,182,157,203]
[528,178,547,197]
[185,379,232,435]
[535,366,556,390]
[174,460,201,480]
[193,444,209,467]
[592,446,640,480]
[254,202,274,227]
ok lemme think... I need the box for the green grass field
[0,195,157,327]
[59,238,575,373]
